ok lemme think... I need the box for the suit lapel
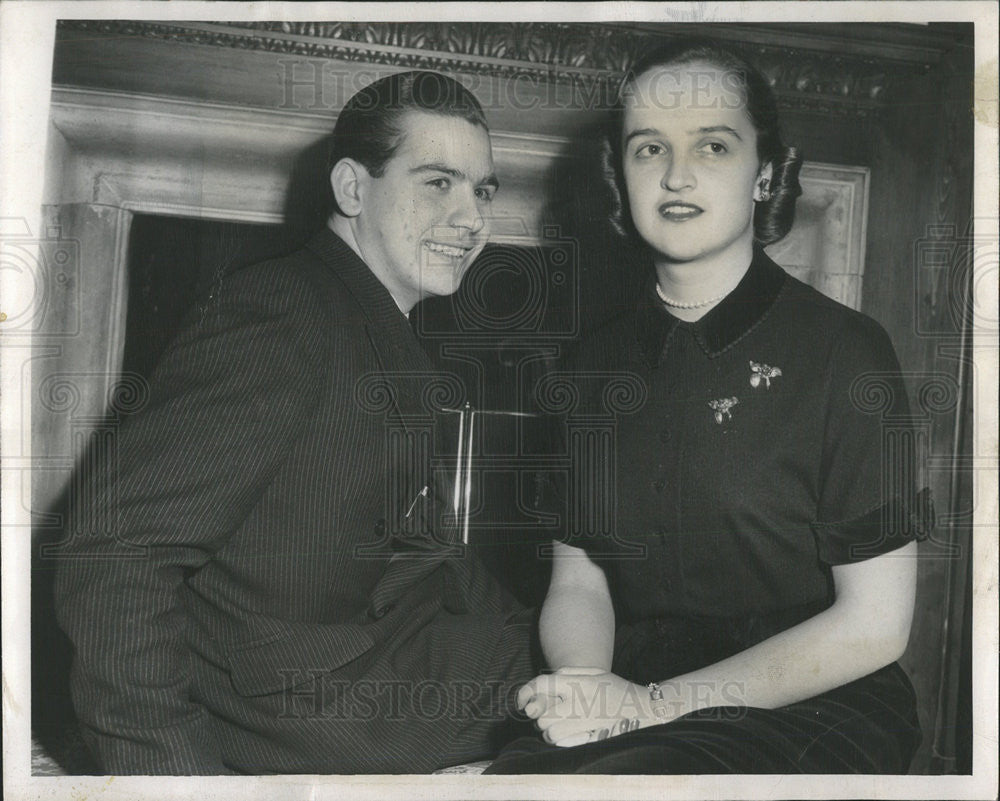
[306,228,439,423]
[306,228,463,617]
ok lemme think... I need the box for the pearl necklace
[655,281,729,310]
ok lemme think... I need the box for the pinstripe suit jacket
[54,228,532,774]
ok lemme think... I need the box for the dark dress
[486,248,928,774]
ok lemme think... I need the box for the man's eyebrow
[411,163,499,189]
[411,163,464,179]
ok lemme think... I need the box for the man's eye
[475,187,495,202]
[427,178,450,190]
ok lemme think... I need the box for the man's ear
[330,158,368,218]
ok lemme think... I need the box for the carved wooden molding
[48,86,570,241]
[56,19,950,118]
[49,85,872,308]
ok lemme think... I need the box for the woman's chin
[647,244,709,265]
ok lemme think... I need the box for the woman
[486,40,927,774]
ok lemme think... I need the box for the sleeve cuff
[80,709,232,775]
[811,487,934,566]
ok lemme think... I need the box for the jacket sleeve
[53,260,326,774]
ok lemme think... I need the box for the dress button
[659,430,671,444]
[651,479,665,492]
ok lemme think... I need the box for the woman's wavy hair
[601,39,803,247]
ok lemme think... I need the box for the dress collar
[635,246,788,366]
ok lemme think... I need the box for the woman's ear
[330,158,367,218]
[754,162,774,202]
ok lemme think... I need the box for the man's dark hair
[601,38,803,247]
[327,71,489,216]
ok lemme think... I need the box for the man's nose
[661,154,695,192]
[448,187,487,235]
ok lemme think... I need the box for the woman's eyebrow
[624,125,743,147]
[623,127,660,147]
[691,125,743,140]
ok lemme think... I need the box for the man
[54,71,535,775]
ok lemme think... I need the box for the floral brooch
[708,396,739,424]
[749,360,782,389]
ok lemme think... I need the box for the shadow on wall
[541,119,650,334]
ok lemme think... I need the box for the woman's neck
[653,242,754,322]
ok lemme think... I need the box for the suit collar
[306,227,441,417]
[636,246,788,365]
[306,226,410,333]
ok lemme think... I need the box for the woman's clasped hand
[518,667,670,747]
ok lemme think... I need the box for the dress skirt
[485,612,922,774]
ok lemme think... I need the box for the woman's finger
[515,676,544,710]
[521,693,552,720]
[544,718,593,745]
[516,673,555,710]
[516,672,565,708]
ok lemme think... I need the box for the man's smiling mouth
[424,241,473,258]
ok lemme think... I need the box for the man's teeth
[425,242,467,257]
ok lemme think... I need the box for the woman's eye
[700,142,728,155]
[636,143,664,158]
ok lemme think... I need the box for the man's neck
[327,215,412,316]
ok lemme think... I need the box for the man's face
[352,110,496,312]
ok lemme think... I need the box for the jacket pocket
[227,620,376,697]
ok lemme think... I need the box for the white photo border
[2,2,997,799]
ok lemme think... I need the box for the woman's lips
[658,202,704,221]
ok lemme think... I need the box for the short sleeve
[810,316,933,565]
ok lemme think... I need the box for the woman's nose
[661,155,695,192]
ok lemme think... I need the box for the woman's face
[621,60,769,267]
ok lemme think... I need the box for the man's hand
[517,667,659,747]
